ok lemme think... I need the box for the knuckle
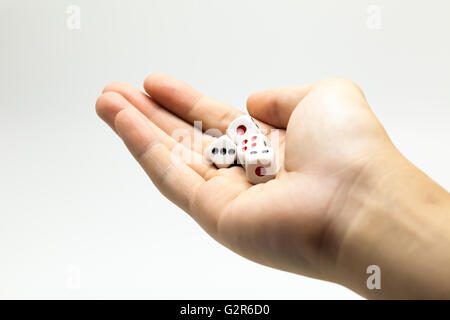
[316,78,364,96]
[319,78,354,87]
[219,109,240,132]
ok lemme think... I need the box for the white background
[0,0,448,299]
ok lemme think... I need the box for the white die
[226,115,263,144]
[236,133,269,165]
[244,147,277,184]
[206,135,237,168]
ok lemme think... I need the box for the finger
[143,74,271,133]
[97,92,250,236]
[103,81,215,153]
[246,85,312,128]
[96,91,214,179]
[96,91,126,133]
[114,105,206,214]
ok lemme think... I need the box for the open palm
[96,75,394,281]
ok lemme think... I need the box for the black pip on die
[236,133,269,165]
[206,135,237,168]
[244,146,277,184]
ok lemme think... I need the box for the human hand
[96,75,450,298]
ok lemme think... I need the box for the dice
[236,133,269,165]
[244,147,277,184]
[226,115,263,144]
[205,114,277,184]
[206,135,237,168]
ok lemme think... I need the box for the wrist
[322,148,450,298]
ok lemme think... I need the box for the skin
[96,74,450,299]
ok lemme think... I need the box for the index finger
[143,74,271,134]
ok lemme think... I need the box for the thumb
[246,85,311,128]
